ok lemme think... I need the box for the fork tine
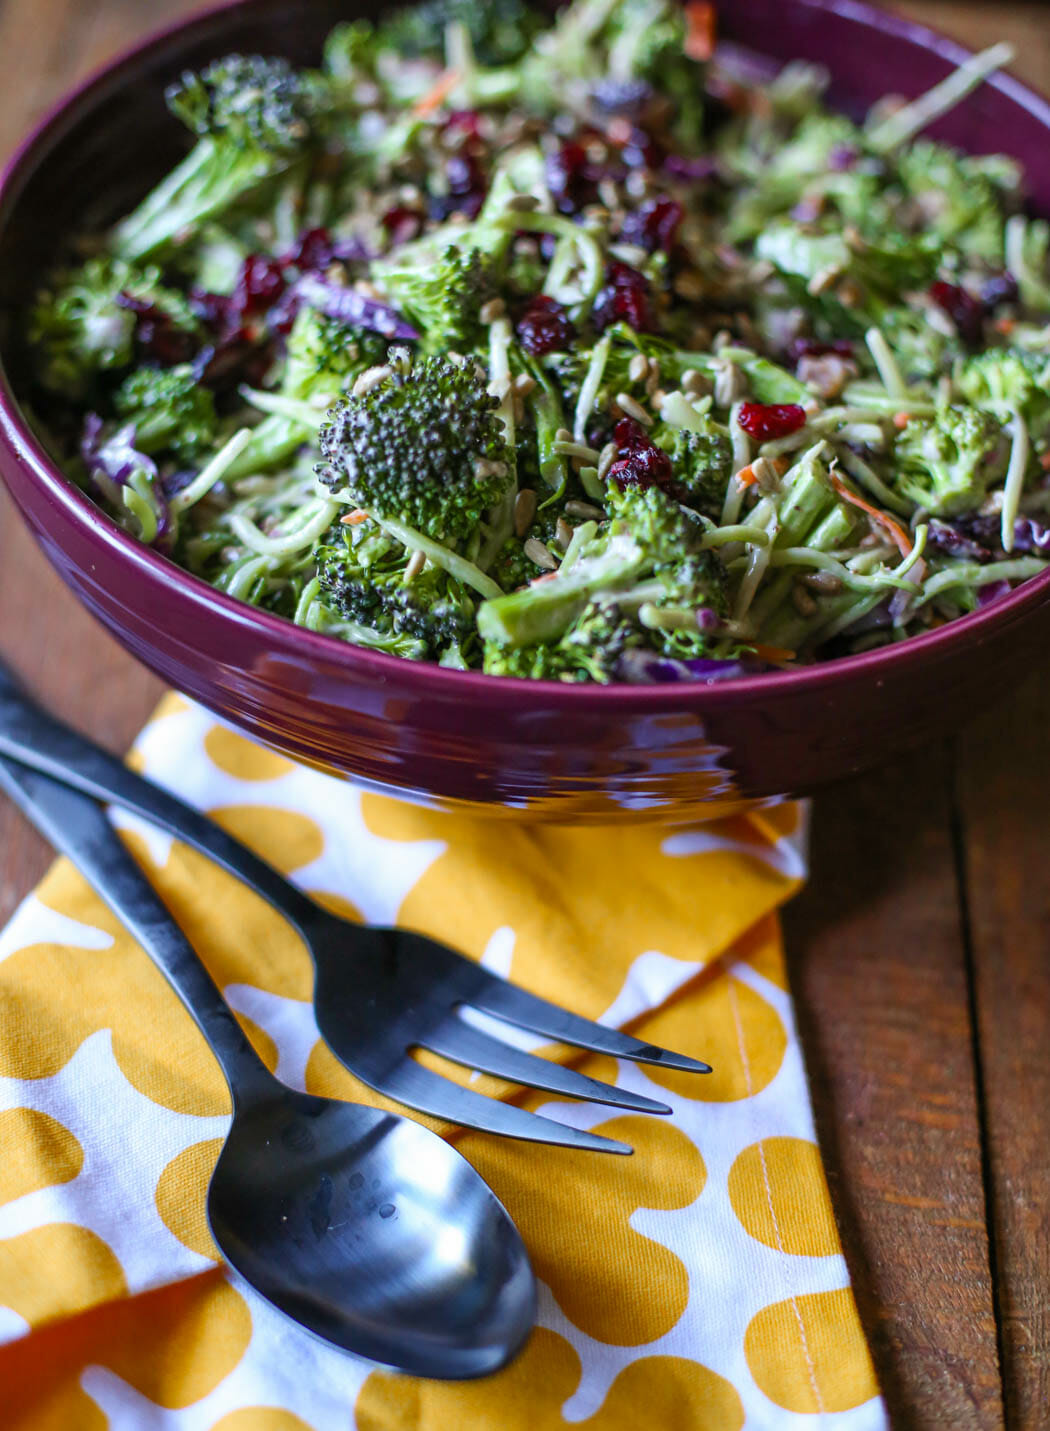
[421,1018,672,1115]
[465,978,712,1075]
[372,1062,633,1154]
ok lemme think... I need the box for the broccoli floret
[482,641,582,681]
[755,220,939,326]
[323,20,383,85]
[226,309,395,480]
[559,600,647,681]
[479,481,705,649]
[112,364,218,459]
[373,245,496,356]
[893,404,1009,515]
[483,600,644,682]
[317,536,475,659]
[958,349,1050,437]
[894,142,1020,263]
[478,522,648,647]
[604,479,706,562]
[577,0,705,145]
[317,355,513,544]
[283,307,391,402]
[381,0,541,66]
[166,55,327,152]
[652,420,733,518]
[113,54,336,261]
[725,112,870,240]
[28,258,197,397]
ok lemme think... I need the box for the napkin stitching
[729,975,826,1416]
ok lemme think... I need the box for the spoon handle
[0,752,271,1102]
[0,661,318,934]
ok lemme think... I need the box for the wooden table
[1,2,1047,1425]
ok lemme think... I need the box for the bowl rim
[2,0,1049,711]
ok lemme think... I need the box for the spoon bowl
[211,1088,536,1378]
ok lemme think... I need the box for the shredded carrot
[340,509,371,526]
[994,316,1016,336]
[1040,452,1050,472]
[736,465,758,488]
[684,1,717,61]
[892,412,911,430]
[772,456,790,476]
[830,472,913,558]
[412,68,462,117]
[753,644,797,665]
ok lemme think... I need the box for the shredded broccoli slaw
[25,0,1050,684]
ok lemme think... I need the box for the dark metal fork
[0,664,710,1154]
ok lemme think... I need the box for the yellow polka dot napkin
[0,695,886,1430]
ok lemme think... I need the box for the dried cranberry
[198,336,275,391]
[442,109,483,138]
[546,141,590,214]
[788,337,854,362]
[614,416,650,452]
[115,293,196,365]
[284,227,334,273]
[620,197,683,254]
[381,206,423,247]
[516,296,575,356]
[235,255,287,317]
[607,416,674,491]
[447,151,485,196]
[736,402,807,441]
[929,280,984,346]
[190,289,234,331]
[980,271,1019,311]
[621,128,664,171]
[592,261,655,333]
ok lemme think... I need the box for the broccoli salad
[25,0,1050,683]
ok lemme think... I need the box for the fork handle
[0,662,319,936]
[0,752,272,1100]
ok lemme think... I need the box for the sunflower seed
[525,537,559,570]
[628,353,650,384]
[352,365,393,396]
[404,550,426,581]
[514,488,538,537]
[615,392,653,426]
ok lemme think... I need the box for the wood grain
[783,743,1002,1430]
[955,671,1050,1431]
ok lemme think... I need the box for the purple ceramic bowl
[1,0,1048,822]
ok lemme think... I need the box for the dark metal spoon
[0,753,535,1380]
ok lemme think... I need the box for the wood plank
[955,672,1050,1430]
[0,0,202,922]
[881,8,1050,1425]
[783,743,1003,1429]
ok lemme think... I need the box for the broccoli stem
[225,415,312,480]
[673,347,808,405]
[170,429,254,516]
[477,531,647,646]
[526,359,569,504]
[369,514,503,598]
[113,139,297,261]
[228,498,339,557]
[867,42,1014,153]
